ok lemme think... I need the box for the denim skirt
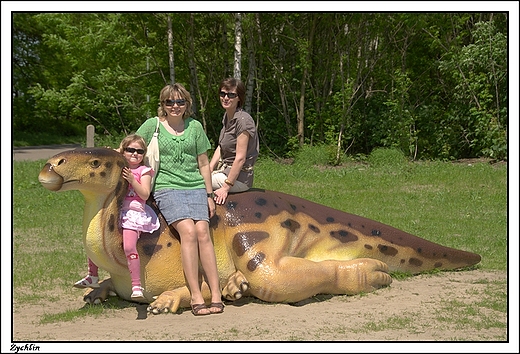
[153,188,209,225]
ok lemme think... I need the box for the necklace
[167,120,185,135]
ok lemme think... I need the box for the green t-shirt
[136,116,211,191]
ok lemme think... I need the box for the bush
[293,144,339,166]
[368,147,408,168]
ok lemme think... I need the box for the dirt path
[12,144,82,161]
[8,270,511,352]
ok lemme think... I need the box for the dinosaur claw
[240,281,249,292]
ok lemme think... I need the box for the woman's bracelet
[225,179,234,187]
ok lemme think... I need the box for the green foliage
[438,20,507,160]
[12,13,508,161]
[292,144,338,166]
[367,147,407,168]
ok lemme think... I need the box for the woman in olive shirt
[209,78,259,205]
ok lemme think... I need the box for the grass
[11,147,508,326]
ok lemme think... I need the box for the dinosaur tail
[345,216,482,274]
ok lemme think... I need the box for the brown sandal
[191,303,210,316]
[209,302,224,314]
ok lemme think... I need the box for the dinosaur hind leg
[245,257,392,303]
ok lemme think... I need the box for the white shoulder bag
[145,117,160,188]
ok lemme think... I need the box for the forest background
[12,11,509,163]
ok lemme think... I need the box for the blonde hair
[118,134,147,166]
[157,83,193,119]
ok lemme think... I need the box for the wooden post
[86,125,95,147]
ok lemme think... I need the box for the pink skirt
[121,203,160,233]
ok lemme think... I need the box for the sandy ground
[7,269,512,353]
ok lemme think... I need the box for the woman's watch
[207,192,215,198]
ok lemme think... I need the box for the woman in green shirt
[136,83,223,316]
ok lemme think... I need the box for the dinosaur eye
[90,159,101,168]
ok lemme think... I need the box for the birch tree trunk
[234,13,242,79]
[188,13,205,128]
[167,15,175,84]
[297,14,317,146]
[245,15,256,113]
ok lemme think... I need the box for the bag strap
[154,117,160,134]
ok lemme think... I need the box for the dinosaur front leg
[83,278,116,305]
[147,286,192,314]
[245,257,392,303]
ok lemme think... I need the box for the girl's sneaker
[131,286,145,300]
[73,275,100,289]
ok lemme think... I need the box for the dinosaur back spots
[115,181,126,205]
[226,201,238,210]
[255,198,267,206]
[233,231,270,257]
[209,214,221,228]
[141,243,160,256]
[247,252,266,272]
[281,219,301,233]
[308,224,320,233]
[108,213,116,232]
[408,258,424,267]
[330,230,358,243]
[377,244,398,256]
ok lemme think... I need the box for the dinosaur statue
[38,147,481,314]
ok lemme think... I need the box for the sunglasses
[164,99,186,107]
[124,147,145,155]
[219,91,238,99]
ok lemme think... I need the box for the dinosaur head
[38,147,127,195]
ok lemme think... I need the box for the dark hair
[157,83,193,118]
[219,78,246,109]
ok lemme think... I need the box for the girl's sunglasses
[219,91,238,99]
[124,147,145,155]
[164,99,186,107]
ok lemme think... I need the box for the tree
[12,12,508,161]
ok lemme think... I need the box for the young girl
[74,134,160,300]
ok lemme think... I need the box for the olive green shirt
[218,109,259,187]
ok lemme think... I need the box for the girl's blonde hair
[118,134,147,166]
[157,83,193,119]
